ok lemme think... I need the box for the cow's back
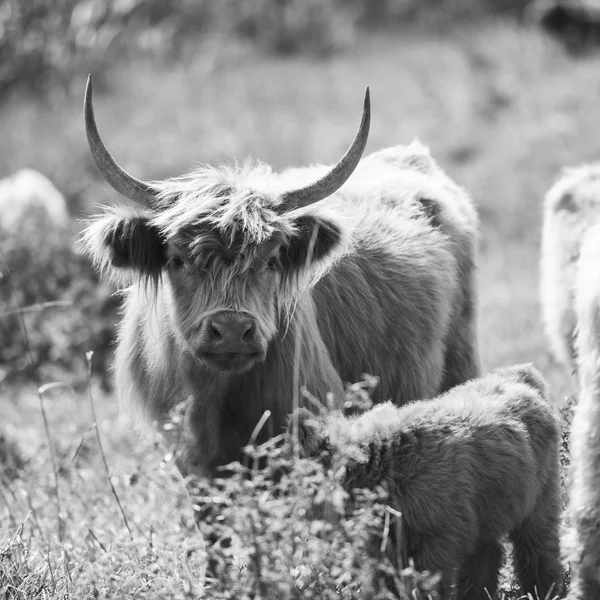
[309,144,480,404]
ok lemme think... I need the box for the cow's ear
[495,363,548,398]
[282,214,343,272]
[104,216,166,272]
[83,212,167,280]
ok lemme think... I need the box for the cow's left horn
[278,87,371,212]
[84,75,156,207]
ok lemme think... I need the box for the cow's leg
[440,314,480,392]
[412,537,469,599]
[509,482,563,600]
[454,539,504,600]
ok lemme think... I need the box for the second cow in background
[562,224,600,600]
[541,164,600,380]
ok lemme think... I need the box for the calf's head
[83,76,370,374]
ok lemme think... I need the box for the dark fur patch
[555,191,578,213]
[282,215,342,271]
[417,197,442,228]
[105,217,167,278]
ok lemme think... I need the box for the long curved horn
[84,75,156,207]
[278,87,371,212]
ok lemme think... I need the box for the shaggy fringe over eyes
[150,161,294,247]
[151,162,347,287]
[83,163,348,304]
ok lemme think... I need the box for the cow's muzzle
[196,311,266,373]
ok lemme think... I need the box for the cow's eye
[171,256,185,269]
[267,256,278,270]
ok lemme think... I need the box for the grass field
[0,14,596,598]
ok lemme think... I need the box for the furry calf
[292,364,563,600]
[563,224,600,600]
[541,164,600,379]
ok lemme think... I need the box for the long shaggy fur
[564,224,600,600]
[293,364,563,600]
[541,164,600,379]
[83,140,480,477]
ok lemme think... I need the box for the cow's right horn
[278,87,371,213]
[84,75,156,207]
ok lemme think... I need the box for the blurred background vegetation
[0,0,537,100]
[5,0,588,100]
[1,0,595,391]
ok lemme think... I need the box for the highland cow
[563,224,600,600]
[82,75,480,478]
[541,164,600,379]
[292,364,563,600]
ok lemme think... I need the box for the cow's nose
[206,312,256,345]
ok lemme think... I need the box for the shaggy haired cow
[82,76,480,477]
[541,164,600,378]
[563,223,600,600]
[292,364,563,600]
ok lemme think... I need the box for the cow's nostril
[242,322,254,342]
[210,324,223,341]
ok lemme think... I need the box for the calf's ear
[496,363,548,398]
[282,214,343,273]
[288,408,330,459]
[83,213,167,280]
